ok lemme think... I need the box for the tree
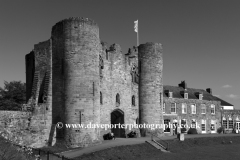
[0,81,26,110]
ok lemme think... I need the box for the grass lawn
[74,136,240,160]
[0,136,72,160]
[0,136,26,160]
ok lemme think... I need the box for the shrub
[181,128,187,133]
[217,127,224,134]
[187,128,198,134]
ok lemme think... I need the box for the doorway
[111,109,125,138]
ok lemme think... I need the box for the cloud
[226,94,240,99]
[214,95,221,98]
[222,84,232,88]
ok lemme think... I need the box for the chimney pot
[206,88,212,94]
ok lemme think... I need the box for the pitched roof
[213,96,234,106]
[163,85,234,106]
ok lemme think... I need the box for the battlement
[53,17,98,27]
[126,46,138,58]
[109,43,122,52]
[101,41,108,51]
[138,42,163,58]
[51,17,99,36]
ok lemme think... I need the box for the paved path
[55,133,240,159]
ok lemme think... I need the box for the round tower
[138,42,164,137]
[51,17,101,147]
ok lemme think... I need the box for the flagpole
[137,21,139,47]
[134,20,139,47]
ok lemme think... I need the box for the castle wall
[99,44,139,138]
[25,51,35,102]
[51,18,101,147]
[10,17,166,148]
[138,42,164,136]
[33,40,52,105]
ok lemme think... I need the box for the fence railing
[151,134,169,151]
[31,147,72,160]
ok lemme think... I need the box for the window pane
[201,104,206,114]
[211,124,215,130]
[163,103,165,113]
[171,103,176,113]
[164,119,170,132]
[201,124,206,131]
[181,119,187,133]
[192,119,196,128]
[223,120,227,128]
[211,105,215,114]
[229,120,233,129]
[191,104,196,114]
[201,120,206,131]
[182,103,187,113]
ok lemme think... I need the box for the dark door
[111,109,125,137]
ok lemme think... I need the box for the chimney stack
[206,88,212,94]
[178,80,187,89]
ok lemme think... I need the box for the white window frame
[211,104,215,114]
[201,119,206,133]
[169,92,173,98]
[201,104,206,114]
[191,104,196,114]
[181,119,187,133]
[222,117,227,129]
[163,103,165,113]
[228,117,233,129]
[184,93,188,99]
[171,103,176,114]
[182,103,187,114]
[199,94,203,100]
[191,119,196,128]
[211,120,216,133]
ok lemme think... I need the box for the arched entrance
[111,109,125,138]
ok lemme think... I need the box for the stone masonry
[6,17,164,148]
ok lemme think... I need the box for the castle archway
[111,109,125,138]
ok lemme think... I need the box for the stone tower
[138,42,164,136]
[51,17,101,147]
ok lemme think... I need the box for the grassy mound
[74,136,240,160]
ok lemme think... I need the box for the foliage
[181,128,187,133]
[0,81,26,110]
[0,134,42,160]
[187,128,198,134]
[217,127,224,134]
[0,136,25,160]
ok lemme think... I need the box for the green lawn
[74,136,240,160]
[1,135,240,160]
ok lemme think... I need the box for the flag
[134,20,138,32]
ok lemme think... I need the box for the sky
[0,0,239,109]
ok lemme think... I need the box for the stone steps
[145,140,170,153]
[43,71,50,94]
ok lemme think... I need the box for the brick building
[163,81,222,135]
